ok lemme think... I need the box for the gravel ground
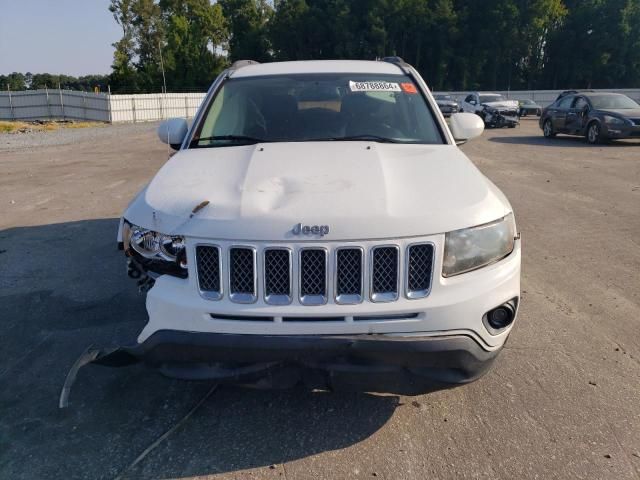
[0,121,161,152]
[0,118,639,479]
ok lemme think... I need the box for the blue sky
[0,0,121,76]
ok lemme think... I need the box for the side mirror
[157,118,189,150]
[449,112,484,144]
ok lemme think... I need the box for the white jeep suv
[77,59,521,396]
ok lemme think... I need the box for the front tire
[543,119,556,138]
[587,122,602,144]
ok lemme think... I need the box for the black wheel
[586,122,602,144]
[543,119,556,138]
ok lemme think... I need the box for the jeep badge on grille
[292,223,330,237]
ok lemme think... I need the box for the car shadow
[489,135,640,148]
[0,218,399,480]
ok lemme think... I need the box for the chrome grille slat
[370,246,399,302]
[264,248,292,305]
[195,245,222,300]
[299,248,327,305]
[229,247,256,303]
[406,243,434,299]
[335,248,363,304]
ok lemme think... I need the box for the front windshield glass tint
[191,73,444,147]
[480,94,505,103]
[589,95,639,109]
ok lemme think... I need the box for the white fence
[0,89,206,123]
[109,93,206,122]
[0,89,111,122]
[2,88,640,123]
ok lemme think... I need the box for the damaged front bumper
[60,330,503,406]
[483,110,519,128]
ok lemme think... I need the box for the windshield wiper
[310,134,401,143]
[190,135,271,147]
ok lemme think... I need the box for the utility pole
[158,40,167,94]
[7,85,15,120]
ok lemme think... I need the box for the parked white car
[461,92,520,128]
[64,58,521,399]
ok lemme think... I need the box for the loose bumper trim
[60,330,504,405]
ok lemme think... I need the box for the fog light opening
[484,299,517,333]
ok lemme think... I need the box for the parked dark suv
[540,92,640,144]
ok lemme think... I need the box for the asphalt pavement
[0,119,639,479]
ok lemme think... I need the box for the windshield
[589,94,639,110]
[479,94,506,103]
[435,94,453,100]
[190,73,444,147]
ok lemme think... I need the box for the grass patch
[0,121,30,133]
[64,121,106,129]
[0,120,105,134]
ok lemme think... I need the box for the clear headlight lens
[603,115,625,125]
[443,214,516,277]
[123,221,186,262]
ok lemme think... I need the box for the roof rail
[230,60,260,70]
[381,56,410,67]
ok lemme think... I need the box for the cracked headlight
[122,220,187,277]
[443,214,517,277]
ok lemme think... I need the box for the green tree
[105,0,640,91]
[0,72,26,91]
[109,0,139,91]
[516,0,567,90]
[131,0,165,91]
[269,0,310,60]
[160,0,228,90]
[220,0,273,62]
[542,0,640,88]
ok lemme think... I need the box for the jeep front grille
[406,243,434,298]
[195,245,222,300]
[229,247,256,303]
[371,246,400,302]
[195,242,434,304]
[335,248,363,304]
[299,249,327,305]
[264,248,291,305]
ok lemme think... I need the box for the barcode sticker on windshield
[349,81,401,92]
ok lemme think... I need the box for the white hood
[482,100,519,110]
[124,142,511,241]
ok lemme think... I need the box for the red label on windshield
[400,83,418,94]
